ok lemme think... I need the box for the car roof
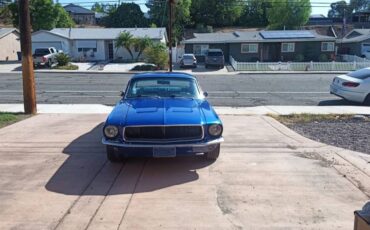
[132,72,196,80]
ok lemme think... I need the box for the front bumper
[102,137,224,157]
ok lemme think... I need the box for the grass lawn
[0,112,30,128]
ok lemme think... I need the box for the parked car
[205,49,225,69]
[180,53,197,68]
[33,47,59,68]
[102,72,224,162]
[330,68,370,105]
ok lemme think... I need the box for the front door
[108,42,114,60]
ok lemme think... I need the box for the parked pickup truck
[33,47,60,68]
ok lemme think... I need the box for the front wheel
[106,146,121,162]
[205,144,220,161]
[364,94,370,106]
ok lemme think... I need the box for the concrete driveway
[0,114,368,229]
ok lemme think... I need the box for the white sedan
[330,68,370,105]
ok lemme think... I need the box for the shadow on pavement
[318,99,362,106]
[45,123,213,195]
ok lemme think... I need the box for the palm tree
[115,31,134,60]
[133,36,153,60]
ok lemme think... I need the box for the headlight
[104,125,118,138]
[208,124,223,137]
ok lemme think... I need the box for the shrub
[294,54,305,62]
[144,43,169,69]
[53,64,78,70]
[319,54,328,62]
[56,53,71,66]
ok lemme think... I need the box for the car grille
[124,126,204,142]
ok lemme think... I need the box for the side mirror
[120,91,125,97]
[203,92,208,97]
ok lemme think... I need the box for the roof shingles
[47,28,167,40]
[184,30,336,44]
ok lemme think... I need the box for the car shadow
[45,123,213,195]
[318,99,363,106]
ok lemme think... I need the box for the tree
[146,0,192,42]
[144,43,168,69]
[190,0,243,27]
[55,4,75,28]
[8,0,74,31]
[0,2,12,25]
[91,3,113,13]
[91,3,104,13]
[350,0,369,12]
[267,0,311,29]
[238,0,270,27]
[115,32,135,60]
[328,1,352,18]
[133,36,153,59]
[104,3,148,28]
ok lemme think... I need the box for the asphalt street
[0,72,359,106]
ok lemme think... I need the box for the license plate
[153,147,176,158]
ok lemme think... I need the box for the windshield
[207,51,223,57]
[126,77,200,99]
[34,49,50,55]
[348,69,370,80]
[183,55,194,59]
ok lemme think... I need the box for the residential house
[31,28,167,61]
[337,29,370,57]
[307,14,334,26]
[64,4,96,25]
[352,10,370,28]
[0,28,20,61]
[183,30,337,62]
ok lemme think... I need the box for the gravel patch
[287,118,370,155]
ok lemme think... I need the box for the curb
[1,105,370,115]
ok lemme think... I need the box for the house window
[281,43,295,53]
[322,42,335,52]
[193,45,209,55]
[241,44,258,53]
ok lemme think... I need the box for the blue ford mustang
[102,72,223,162]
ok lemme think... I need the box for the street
[0,72,359,106]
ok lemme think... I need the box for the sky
[58,0,350,17]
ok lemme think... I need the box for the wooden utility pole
[168,0,174,72]
[19,0,37,114]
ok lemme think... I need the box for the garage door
[32,42,63,53]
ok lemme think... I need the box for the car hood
[124,98,206,126]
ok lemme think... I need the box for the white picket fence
[341,54,370,63]
[230,56,370,71]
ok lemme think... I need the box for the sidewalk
[1,104,370,115]
[0,62,349,75]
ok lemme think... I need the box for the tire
[205,144,220,161]
[47,60,52,68]
[364,94,370,106]
[106,146,121,162]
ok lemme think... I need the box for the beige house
[0,28,20,61]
